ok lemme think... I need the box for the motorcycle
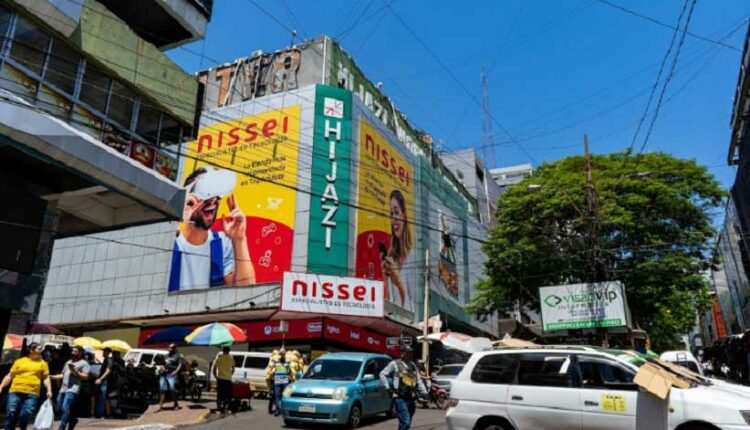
[416,376,449,410]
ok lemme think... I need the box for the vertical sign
[307,85,352,275]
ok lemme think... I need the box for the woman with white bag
[0,343,53,429]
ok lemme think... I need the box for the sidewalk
[76,400,212,430]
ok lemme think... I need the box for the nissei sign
[539,282,628,332]
[281,272,384,318]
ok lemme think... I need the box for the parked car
[123,348,167,368]
[446,345,750,430]
[281,352,394,428]
[209,351,271,393]
[432,364,464,394]
[659,350,703,376]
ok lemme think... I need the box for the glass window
[36,84,71,119]
[10,16,50,75]
[136,102,160,143]
[245,357,269,369]
[232,355,244,369]
[437,365,464,376]
[471,353,518,384]
[578,356,636,390]
[79,63,110,113]
[107,79,135,128]
[0,5,11,45]
[159,114,181,146]
[304,359,362,381]
[517,353,575,388]
[363,360,379,377]
[0,63,36,102]
[140,353,154,365]
[44,39,79,95]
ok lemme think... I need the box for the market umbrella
[101,340,132,353]
[143,326,193,345]
[3,334,23,350]
[28,323,61,335]
[185,322,247,346]
[73,337,102,349]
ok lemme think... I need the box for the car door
[361,359,385,416]
[506,353,581,430]
[577,354,638,430]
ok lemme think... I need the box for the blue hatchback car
[281,352,394,428]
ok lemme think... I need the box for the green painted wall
[68,0,197,125]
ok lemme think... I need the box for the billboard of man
[168,167,255,291]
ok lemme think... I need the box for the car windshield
[437,365,464,376]
[304,359,362,381]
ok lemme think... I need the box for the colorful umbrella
[28,323,61,335]
[101,340,132,353]
[74,337,102,349]
[3,334,23,350]
[185,323,247,346]
[144,326,193,345]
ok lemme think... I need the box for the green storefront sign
[307,85,353,275]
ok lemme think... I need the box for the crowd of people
[0,343,126,430]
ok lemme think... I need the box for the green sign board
[307,85,353,275]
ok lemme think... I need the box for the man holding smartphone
[50,346,89,430]
[168,167,255,292]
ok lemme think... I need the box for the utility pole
[583,135,608,347]
[422,248,430,377]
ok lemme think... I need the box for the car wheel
[347,403,363,429]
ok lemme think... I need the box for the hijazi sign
[540,282,628,331]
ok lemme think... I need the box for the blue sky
[168,0,749,190]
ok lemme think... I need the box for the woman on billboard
[380,190,412,309]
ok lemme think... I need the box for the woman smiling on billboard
[381,190,412,306]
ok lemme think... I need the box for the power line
[639,0,699,152]
[590,0,741,52]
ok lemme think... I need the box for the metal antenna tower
[481,65,496,168]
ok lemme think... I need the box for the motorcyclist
[380,346,421,430]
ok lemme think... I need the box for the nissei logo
[307,322,323,333]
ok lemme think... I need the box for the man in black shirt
[158,344,182,411]
[95,348,113,417]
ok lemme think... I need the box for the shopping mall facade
[37,37,498,362]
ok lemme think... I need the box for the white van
[209,351,271,392]
[659,350,703,376]
[123,348,168,367]
[446,345,750,430]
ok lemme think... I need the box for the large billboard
[281,272,384,318]
[355,118,416,313]
[540,282,628,331]
[169,106,301,292]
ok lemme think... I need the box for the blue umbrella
[143,326,193,345]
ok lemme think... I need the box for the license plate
[299,405,316,413]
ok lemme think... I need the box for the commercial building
[37,37,498,364]
[0,0,210,346]
[489,163,533,193]
[440,149,500,227]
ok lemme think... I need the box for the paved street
[185,406,447,430]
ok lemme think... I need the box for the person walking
[270,349,292,417]
[0,343,53,430]
[213,347,234,414]
[50,345,90,430]
[380,347,420,430]
[95,348,113,417]
[157,344,182,411]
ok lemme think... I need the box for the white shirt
[174,231,235,290]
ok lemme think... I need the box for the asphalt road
[185,405,447,430]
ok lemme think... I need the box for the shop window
[136,101,160,143]
[79,63,110,113]
[159,114,181,146]
[107,79,136,128]
[10,16,50,76]
[44,39,80,95]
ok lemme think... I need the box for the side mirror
[362,374,375,381]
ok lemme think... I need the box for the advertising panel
[323,319,396,355]
[540,282,628,331]
[281,272,384,318]
[355,118,416,313]
[169,106,301,291]
[307,85,353,275]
